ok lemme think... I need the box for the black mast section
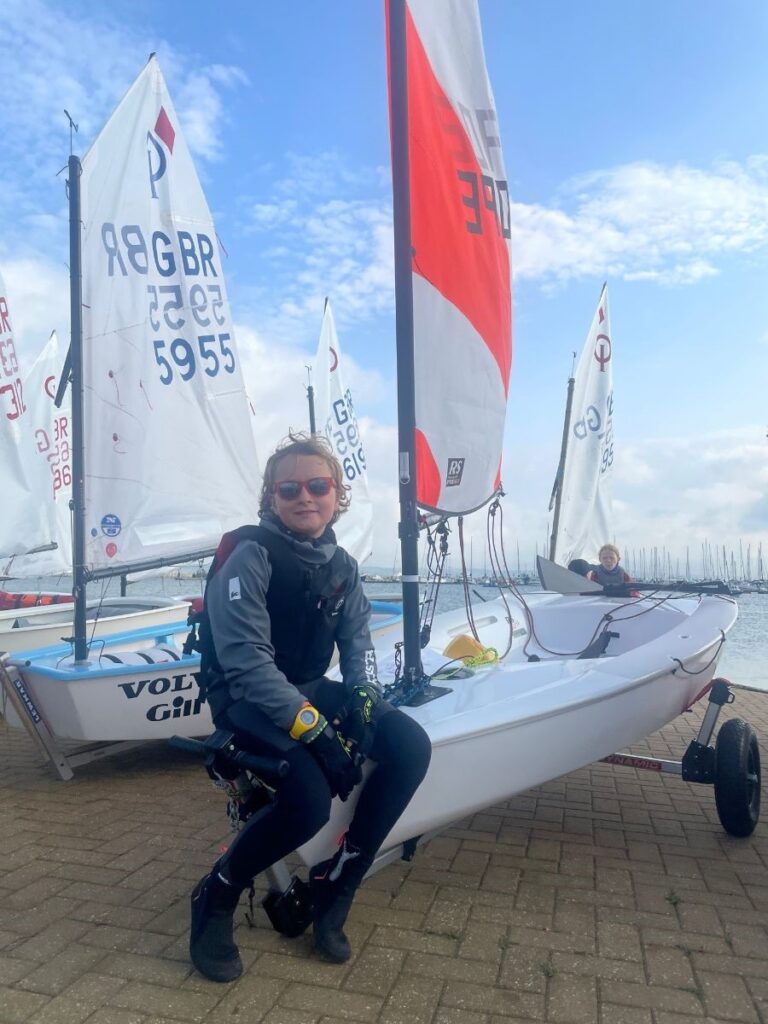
[306,368,317,435]
[388,0,423,686]
[548,362,576,562]
[67,155,88,663]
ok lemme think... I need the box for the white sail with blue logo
[312,299,373,566]
[80,56,260,572]
[552,285,615,566]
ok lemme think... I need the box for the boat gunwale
[425,631,728,748]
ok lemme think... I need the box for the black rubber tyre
[714,718,761,837]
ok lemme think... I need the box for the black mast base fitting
[405,683,452,706]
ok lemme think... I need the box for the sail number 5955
[153,333,235,385]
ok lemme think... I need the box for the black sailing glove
[289,703,361,801]
[341,683,382,748]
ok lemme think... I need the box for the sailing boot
[189,868,243,982]
[309,836,372,963]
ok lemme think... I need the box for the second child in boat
[588,544,638,594]
[188,432,431,981]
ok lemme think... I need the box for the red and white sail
[387,0,513,514]
[0,274,65,573]
[312,300,373,565]
[79,57,260,572]
[554,286,615,565]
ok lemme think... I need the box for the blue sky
[2,0,767,573]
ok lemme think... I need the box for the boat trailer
[601,677,761,838]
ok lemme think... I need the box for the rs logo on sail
[446,458,465,486]
[147,106,176,200]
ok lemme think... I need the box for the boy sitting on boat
[189,432,431,980]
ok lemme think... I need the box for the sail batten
[389,0,513,516]
[79,57,260,574]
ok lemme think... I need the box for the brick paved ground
[1,688,766,1024]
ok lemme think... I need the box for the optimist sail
[79,56,260,573]
[553,285,615,565]
[312,300,373,565]
[387,0,513,515]
[5,331,72,577]
[0,274,65,573]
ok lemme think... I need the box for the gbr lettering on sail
[100,220,235,388]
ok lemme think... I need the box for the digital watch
[289,702,327,743]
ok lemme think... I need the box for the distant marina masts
[622,540,765,587]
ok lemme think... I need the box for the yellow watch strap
[289,702,326,742]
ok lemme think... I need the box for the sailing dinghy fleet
[1,0,758,860]
[0,280,189,652]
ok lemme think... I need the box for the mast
[388,0,423,686]
[307,296,330,436]
[306,366,317,435]
[548,358,576,562]
[67,154,88,663]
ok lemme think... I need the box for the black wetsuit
[200,515,431,887]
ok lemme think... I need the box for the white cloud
[173,64,248,162]
[606,428,768,577]
[235,150,395,345]
[512,159,768,284]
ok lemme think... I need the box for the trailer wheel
[714,719,761,837]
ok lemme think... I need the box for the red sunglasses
[273,477,337,500]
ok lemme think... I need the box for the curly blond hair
[598,543,621,561]
[259,431,351,525]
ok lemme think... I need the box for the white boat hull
[0,597,191,655]
[297,591,738,864]
[5,600,404,741]
[6,620,209,739]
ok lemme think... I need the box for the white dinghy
[339,0,748,861]
[2,56,263,758]
[301,582,739,865]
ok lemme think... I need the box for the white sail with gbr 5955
[80,56,260,572]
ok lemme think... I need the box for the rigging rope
[418,516,449,649]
